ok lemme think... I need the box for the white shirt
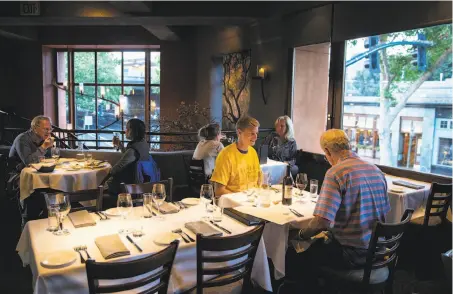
[193,140,224,176]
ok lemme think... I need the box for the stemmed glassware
[295,173,308,202]
[51,147,60,163]
[45,193,71,236]
[117,193,133,234]
[200,184,214,221]
[152,184,167,221]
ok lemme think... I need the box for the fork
[80,245,92,260]
[74,246,86,264]
[99,211,110,220]
[172,229,190,243]
[95,212,106,220]
[178,201,188,209]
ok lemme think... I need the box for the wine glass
[152,184,167,221]
[117,193,133,234]
[200,184,214,221]
[51,147,60,163]
[48,193,71,236]
[295,173,308,201]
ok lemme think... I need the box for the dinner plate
[153,232,181,246]
[40,250,77,269]
[181,198,200,206]
[104,208,123,217]
[390,186,405,193]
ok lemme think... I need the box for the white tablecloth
[260,159,287,185]
[16,204,272,294]
[20,161,111,201]
[385,175,431,223]
[220,189,316,280]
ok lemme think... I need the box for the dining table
[19,158,111,201]
[16,203,273,294]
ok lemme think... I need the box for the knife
[126,235,143,252]
[289,208,303,217]
[209,220,232,234]
[145,204,157,216]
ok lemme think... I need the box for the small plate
[153,232,181,246]
[40,250,77,269]
[181,198,200,206]
[104,208,122,217]
[390,186,405,193]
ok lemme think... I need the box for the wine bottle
[282,165,293,206]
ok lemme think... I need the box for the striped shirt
[314,152,390,249]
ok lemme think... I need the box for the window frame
[55,48,161,149]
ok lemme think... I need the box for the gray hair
[275,115,295,141]
[31,115,51,129]
[320,129,351,153]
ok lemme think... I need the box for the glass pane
[97,86,122,148]
[150,86,161,150]
[97,52,121,84]
[123,86,145,122]
[56,52,67,83]
[150,51,161,84]
[75,85,96,147]
[342,23,453,176]
[74,52,95,83]
[124,52,145,84]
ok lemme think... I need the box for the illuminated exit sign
[20,2,41,16]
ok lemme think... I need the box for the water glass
[152,184,167,221]
[51,147,60,162]
[45,193,71,236]
[143,193,153,218]
[200,184,214,220]
[38,156,45,163]
[86,153,93,163]
[117,193,133,234]
[310,179,319,198]
[76,153,85,162]
[46,207,59,232]
[212,198,223,222]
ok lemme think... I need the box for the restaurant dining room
[0,1,452,294]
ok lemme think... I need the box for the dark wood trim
[145,49,150,136]
[285,47,295,116]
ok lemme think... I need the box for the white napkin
[185,221,222,237]
[153,202,179,214]
[95,234,130,260]
[68,210,96,228]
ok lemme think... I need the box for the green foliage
[352,70,380,96]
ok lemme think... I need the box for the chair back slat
[186,158,209,195]
[196,225,264,294]
[202,245,255,262]
[424,183,452,226]
[86,241,179,294]
[362,209,414,285]
[121,178,173,202]
[44,185,104,212]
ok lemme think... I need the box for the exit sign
[20,2,40,16]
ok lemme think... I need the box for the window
[342,23,452,176]
[450,121,453,129]
[56,49,161,149]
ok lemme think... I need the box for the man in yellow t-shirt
[210,116,261,196]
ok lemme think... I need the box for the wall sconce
[252,65,269,105]
[63,81,68,90]
[119,95,127,115]
[100,86,105,98]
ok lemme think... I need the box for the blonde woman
[262,115,298,175]
[193,123,224,176]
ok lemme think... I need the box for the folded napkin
[185,221,222,237]
[30,163,55,169]
[95,234,131,260]
[68,210,97,228]
[152,202,179,214]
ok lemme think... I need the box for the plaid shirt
[314,152,390,249]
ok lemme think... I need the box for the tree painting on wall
[222,50,251,128]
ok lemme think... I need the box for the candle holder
[252,65,269,105]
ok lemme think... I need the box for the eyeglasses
[39,126,53,132]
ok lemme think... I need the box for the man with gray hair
[9,115,54,171]
[285,129,389,292]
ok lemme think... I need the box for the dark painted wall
[192,1,451,129]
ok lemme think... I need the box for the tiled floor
[0,192,449,294]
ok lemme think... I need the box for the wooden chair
[410,182,452,227]
[195,224,265,294]
[44,185,105,212]
[121,178,174,203]
[403,183,452,280]
[86,241,179,294]
[316,209,414,294]
[187,159,209,196]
